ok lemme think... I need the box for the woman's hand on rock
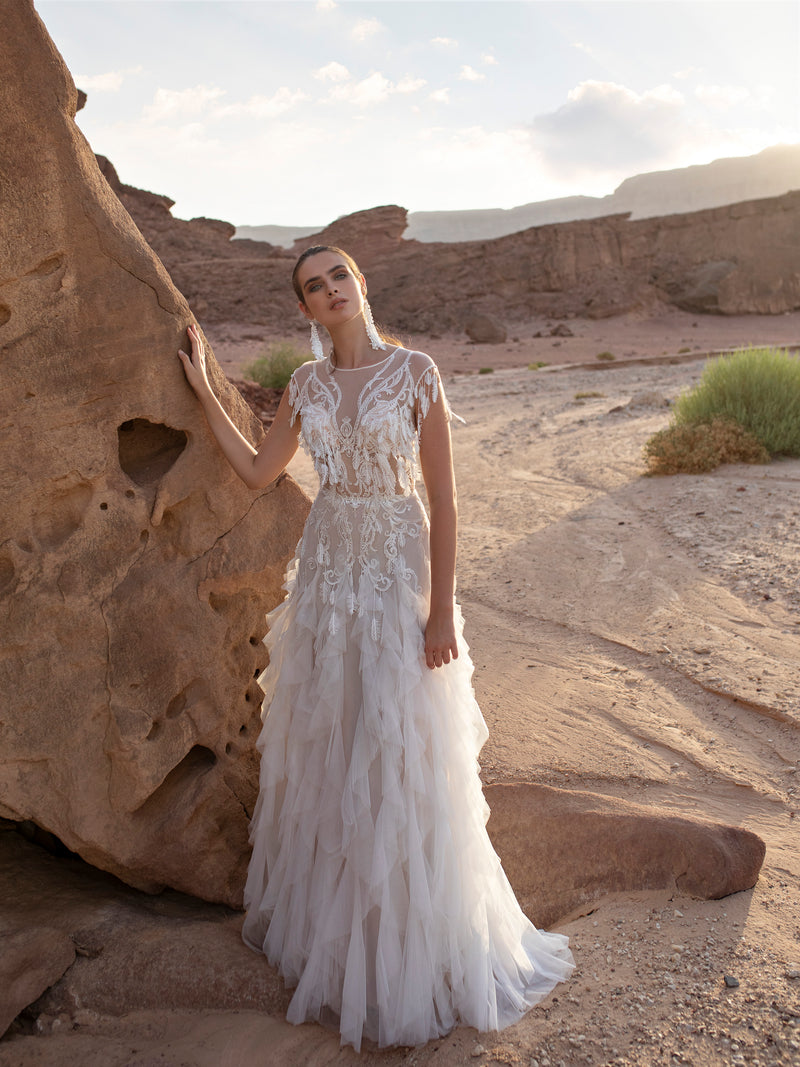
[177,324,212,397]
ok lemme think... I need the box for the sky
[35,0,800,228]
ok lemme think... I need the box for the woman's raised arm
[178,324,300,490]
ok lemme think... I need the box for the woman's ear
[358,273,367,296]
[298,300,313,321]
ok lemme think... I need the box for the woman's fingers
[424,639,459,669]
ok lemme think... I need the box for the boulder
[0,927,76,1037]
[464,314,508,344]
[486,783,766,928]
[0,2,309,906]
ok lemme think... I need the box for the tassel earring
[362,299,386,351]
[309,320,325,360]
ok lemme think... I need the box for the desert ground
[2,309,799,1066]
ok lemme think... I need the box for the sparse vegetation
[677,346,691,353]
[574,391,605,400]
[244,340,308,390]
[644,418,769,475]
[596,351,615,361]
[478,367,494,374]
[528,361,548,370]
[672,346,800,456]
[643,346,800,474]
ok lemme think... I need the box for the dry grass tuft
[644,418,769,476]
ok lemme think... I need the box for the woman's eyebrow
[303,264,348,291]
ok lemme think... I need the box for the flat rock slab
[486,782,766,928]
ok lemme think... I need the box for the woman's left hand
[424,608,458,670]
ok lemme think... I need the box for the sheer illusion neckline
[326,346,401,373]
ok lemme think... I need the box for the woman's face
[295,250,366,328]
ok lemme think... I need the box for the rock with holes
[0,2,309,906]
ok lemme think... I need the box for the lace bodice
[287,348,447,497]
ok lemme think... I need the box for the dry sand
[3,312,799,1066]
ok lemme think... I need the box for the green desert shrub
[244,340,308,390]
[673,346,800,456]
[644,418,769,475]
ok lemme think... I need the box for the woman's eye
[334,271,348,280]
[309,282,322,292]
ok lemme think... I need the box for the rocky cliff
[0,1,308,907]
[114,170,800,332]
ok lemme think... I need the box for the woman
[178,246,574,1050]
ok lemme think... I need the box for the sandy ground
[209,307,800,379]
[3,312,799,1066]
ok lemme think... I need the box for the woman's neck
[328,317,381,369]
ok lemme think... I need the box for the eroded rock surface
[0,2,308,906]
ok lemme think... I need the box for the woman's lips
[330,298,347,310]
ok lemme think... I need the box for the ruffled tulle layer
[242,492,573,1050]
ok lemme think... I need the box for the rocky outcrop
[355,193,800,331]
[0,2,308,906]
[116,174,800,330]
[96,156,299,330]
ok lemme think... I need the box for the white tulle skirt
[242,489,574,1050]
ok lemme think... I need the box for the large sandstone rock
[0,2,308,906]
[486,783,766,928]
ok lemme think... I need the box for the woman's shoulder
[395,347,438,380]
[288,358,320,388]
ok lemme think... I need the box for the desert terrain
[3,312,799,1067]
[3,6,800,1060]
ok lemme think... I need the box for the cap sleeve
[413,361,451,436]
[286,362,313,427]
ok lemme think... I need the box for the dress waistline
[317,486,417,505]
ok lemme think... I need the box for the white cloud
[572,42,597,59]
[315,61,350,83]
[321,71,426,108]
[328,72,391,107]
[315,0,337,10]
[530,80,688,177]
[396,76,427,94]
[144,85,226,120]
[215,88,309,119]
[351,17,382,42]
[75,67,142,92]
[431,37,458,49]
[673,66,703,81]
[694,84,751,109]
[481,53,498,66]
[429,88,450,104]
[458,65,485,83]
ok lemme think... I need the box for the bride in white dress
[178,246,574,1050]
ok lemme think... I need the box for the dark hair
[291,245,400,346]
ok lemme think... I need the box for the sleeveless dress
[241,347,574,1050]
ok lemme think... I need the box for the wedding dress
[241,346,574,1050]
